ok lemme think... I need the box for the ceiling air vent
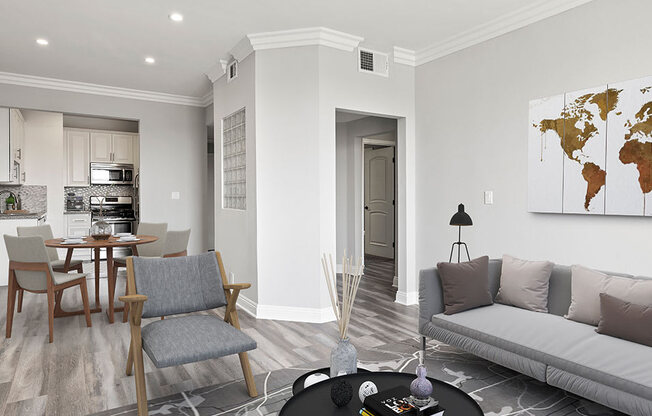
[227,61,238,82]
[358,48,389,77]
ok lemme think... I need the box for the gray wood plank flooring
[0,256,417,415]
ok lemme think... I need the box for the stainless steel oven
[90,163,134,185]
[90,196,136,260]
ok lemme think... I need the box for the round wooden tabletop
[45,235,158,248]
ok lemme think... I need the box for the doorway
[336,111,398,296]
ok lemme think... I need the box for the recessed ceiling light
[169,12,183,22]
[145,57,155,64]
[36,38,49,46]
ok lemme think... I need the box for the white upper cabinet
[0,108,25,184]
[90,132,134,164]
[65,129,90,187]
[112,134,134,163]
[90,132,113,162]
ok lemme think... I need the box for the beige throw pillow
[566,265,652,326]
[495,255,554,312]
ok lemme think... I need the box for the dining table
[45,235,158,323]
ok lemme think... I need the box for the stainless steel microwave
[90,163,134,185]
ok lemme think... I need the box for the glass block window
[223,108,246,210]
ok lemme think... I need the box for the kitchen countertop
[0,210,46,220]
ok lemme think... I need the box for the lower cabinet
[64,213,92,261]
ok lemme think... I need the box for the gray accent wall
[415,0,652,275]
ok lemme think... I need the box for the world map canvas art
[528,75,652,215]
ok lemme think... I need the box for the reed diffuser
[321,253,364,377]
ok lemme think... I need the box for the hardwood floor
[0,256,416,415]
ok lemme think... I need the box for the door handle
[365,205,369,210]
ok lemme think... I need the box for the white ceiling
[0,0,591,98]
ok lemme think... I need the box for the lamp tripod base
[449,241,470,263]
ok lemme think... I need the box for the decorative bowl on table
[90,220,112,240]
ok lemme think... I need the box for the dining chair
[113,222,167,322]
[162,229,191,257]
[16,224,85,313]
[120,252,257,415]
[4,235,92,343]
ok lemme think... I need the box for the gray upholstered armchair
[119,251,257,415]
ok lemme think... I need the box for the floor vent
[358,48,388,77]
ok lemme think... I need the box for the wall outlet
[484,191,494,205]
[171,191,180,200]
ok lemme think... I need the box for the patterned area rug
[92,337,624,416]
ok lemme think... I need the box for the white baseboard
[257,304,336,323]
[236,294,258,318]
[395,290,418,305]
[236,294,337,323]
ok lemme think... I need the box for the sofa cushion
[495,255,553,312]
[436,256,493,315]
[141,315,256,368]
[431,303,652,400]
[567,265,652,326]
[597,293,652,347]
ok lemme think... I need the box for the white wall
[415,0,652,275]
[0,84,208,254]
[213,54,259,304]
[22,110,64,237]
[336,116,397,263]
[319,46,417,305]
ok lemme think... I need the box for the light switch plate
[171,191,180,200]
[484,191,494,205]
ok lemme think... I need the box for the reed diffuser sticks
[321,253,364,340]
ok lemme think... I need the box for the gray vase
[330,337,357,377]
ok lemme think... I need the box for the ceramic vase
[410,364,433,400]
[330,337,357,377]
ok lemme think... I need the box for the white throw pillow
[495,255,554,313]
[566,265,652,326]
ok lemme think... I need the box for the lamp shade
[449,203,473,226]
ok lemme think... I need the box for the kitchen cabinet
[65,129,90,186]
[0,217,45,286]
[64,213,91,261]
[91,132,135,164]
[0,108,24,184]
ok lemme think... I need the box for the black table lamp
[449,203,472,262]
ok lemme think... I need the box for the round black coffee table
[280,371,483,415]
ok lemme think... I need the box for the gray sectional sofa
[419,259,652,416]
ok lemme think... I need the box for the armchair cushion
[141,315,256,368]
[52,272,86,285]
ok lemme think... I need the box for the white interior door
[364,146,395,259]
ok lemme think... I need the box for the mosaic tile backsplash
[64,185,135,210]
[0,185,47,213]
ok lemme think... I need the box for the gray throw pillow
[566,265,652,326]
[495,255,553,313]
[437,256,492,315]
[596,293,652,347]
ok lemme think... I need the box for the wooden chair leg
[17,288,24,313]
[126,341,134,376]
[132,338,148,415]
[6,271,17,339]
[79,279,92,328]
[46,287,55,343]
[239,351,258,397]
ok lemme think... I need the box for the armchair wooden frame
[6,261,92,343]
[16,255,84,314]
[119,252,257,416]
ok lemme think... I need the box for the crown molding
[393,47,416,67]
[0,71,210,107]
[247,27,363,53]
[231,37,255,62]
[205,59,229,83]
[416,0,594,66]
[200,90,213,106]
